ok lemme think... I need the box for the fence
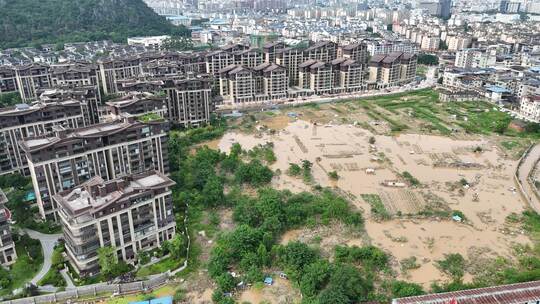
[2,273,169,304]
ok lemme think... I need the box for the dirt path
[517,144,540,213]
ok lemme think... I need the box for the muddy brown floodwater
[216,119,531,287]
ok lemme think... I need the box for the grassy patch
[136,257,183,278]
[361,194,391,220]
[105,285,176,304]
[0,235,44,296]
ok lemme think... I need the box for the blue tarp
[485,85,511,94]
[24,191,36,201]
[129,296,173,304]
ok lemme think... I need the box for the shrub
[328,171,339,180]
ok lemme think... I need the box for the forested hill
[0,0,190,49]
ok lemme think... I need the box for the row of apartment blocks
[0,75,214,177]
[18,116,169,221]
[211,42,416,103]
[16,115,177,276]
[1,40,417,104]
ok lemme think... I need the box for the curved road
[24,229,62,286]
[517,144,540,213]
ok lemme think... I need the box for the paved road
[24,229,62,286]
[517,144,540,213]
[60,268,76,288]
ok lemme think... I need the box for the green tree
[287,163,302,176]
[300,260,331,298]
[200,175,224,207]
[0,0,191,49]
[215,273,236,292]
[417,54,439,65]
[436,253,466,280]
[277,242,318,278]
[97,246,118,277]
[0,92,22,107]
[235,160,273,186]
[327,263,372,302]
[390,280,424,298]
[168,234,185,260]
[317,285,350,304]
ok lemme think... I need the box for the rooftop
[55,171,175,216]
[392,280,540,304]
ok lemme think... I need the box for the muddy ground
[215,116,531,288]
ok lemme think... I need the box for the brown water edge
[217,119,532,287]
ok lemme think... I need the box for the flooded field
[216,118,531,287]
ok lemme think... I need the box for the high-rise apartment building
[14,63,52,101]
[418,0,452,18]
[368,52,417,88]
[276,47,304,86]
[20,117,170,221]
[106,92,169,120]
[50,63,99,88]
[163,78,214,127]
[54,171,176,277]
[0,67,18,94]
[0,100,99,176]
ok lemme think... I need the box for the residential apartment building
[332,58,365,93]
[263,41,286,64]
[455,49,496,69]
[366,40,418,56]
[106,92,168,120]
[299,60,334,95]
[98,57,143,95]
[20,117,170,221]
[442,68,487,92]
[55,171,176,277]
[421,36,441,51]
[368,52,417,88]
[233,48,264,68]
[225,66,255,103]
[341,43,369,65]
[520,95,540,122]
[163,78,214,127]
[0,101,96,176]
[303,41,338,63]
[14,63,52,101]
[141,60,183,77]
[446,35,472,52]
[38,85,102,125]
[276,47,304,86]
[0,189,16,266]
[253,63,288,100]
[0,67,18,93]
[50,63,99,87]
[205,44,250,77]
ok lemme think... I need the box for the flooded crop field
[214,117,530,287]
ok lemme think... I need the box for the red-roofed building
[392,280,540,304]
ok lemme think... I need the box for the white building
[127,36,171,50]
[520,95,540,122]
